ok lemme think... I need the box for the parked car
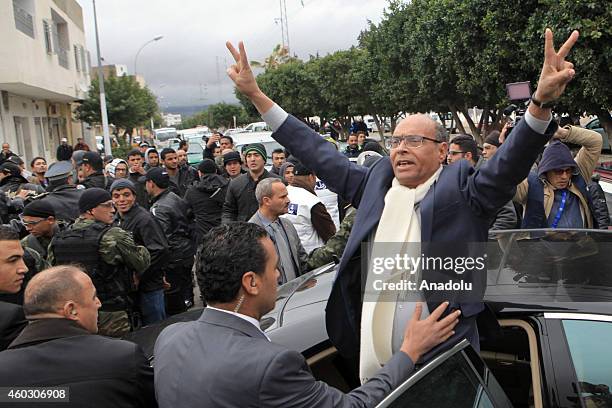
[243,121,272,132]
[186,142,204,167]
[584,117,611,152]
[125,229,612,408]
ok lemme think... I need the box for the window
[79,46,87,75]
[563,320,612,407]
[13,0,35,38]
[384,352,494,408]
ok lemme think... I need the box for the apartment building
[0,0,91,164]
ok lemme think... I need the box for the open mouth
[396,159,415,168]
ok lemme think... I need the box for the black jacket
[0,319,156,407]
[39,184,83,222]
[79,171,106,189]
[150,190,195,265]
[56,144,73,161]
[0,301,26,351]
[222,169,281,223]
[184,174,228,241]
[0,175,45,195]
[116,204,169,292]
[128,172,150,210]
[588,179,611,229]
[168,165,197,197]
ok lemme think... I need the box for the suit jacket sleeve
[272,115,369,208]
[258,349,414,408]
[466,118,555,218]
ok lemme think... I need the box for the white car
[243,122,272,132]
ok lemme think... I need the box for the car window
[562,320,612,406]
[381,349,510,408]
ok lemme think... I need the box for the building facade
[162,113,182,127]
[0,0,91,164]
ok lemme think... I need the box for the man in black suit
[154,222,460,407]
[226,29,580,375]
[0,225,28,350]
[0,265,156,407]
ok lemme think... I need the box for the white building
[0,0,91,164]
[162,113,182,127]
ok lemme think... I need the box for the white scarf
[360,166,442,383]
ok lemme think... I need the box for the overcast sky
[77,0,389,111]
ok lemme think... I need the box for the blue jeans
[140,289,166,326]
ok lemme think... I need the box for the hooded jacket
[515,126,602,229]
[184,174,229,241]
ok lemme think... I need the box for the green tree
[76,75,158,142]
[523,0,611,142]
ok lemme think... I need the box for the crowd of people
[0,28,609,407]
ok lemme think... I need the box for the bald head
[24,266,85,317]
[394,114,448,143]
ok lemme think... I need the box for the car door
[376,340,513,408]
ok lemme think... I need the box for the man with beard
[160,148,196,197]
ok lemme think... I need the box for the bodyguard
[48,188,150,337]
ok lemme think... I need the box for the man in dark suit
[226,28,580,370]
[0,225,28,350]
[154,222,460,407]
[0,265,156,407]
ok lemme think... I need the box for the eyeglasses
[97,201,115,209]
[550,168,573,176]
[389,135,441,149]
[19,216,46,226]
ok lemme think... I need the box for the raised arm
[226,42,368,205]
[467,29,580,216]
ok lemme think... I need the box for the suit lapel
[199,308,268,341]
[420,180,436,243]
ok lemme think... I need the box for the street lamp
[134,35,163,76]
[92,0,111,157]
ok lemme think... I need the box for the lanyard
[551,190,568,228]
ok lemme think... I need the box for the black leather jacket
[149,189,195,265]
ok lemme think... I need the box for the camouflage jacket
[47,218,150,274]
[307,207,356,270]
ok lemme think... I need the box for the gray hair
[434,122,449,142]
[23,265,85,317]
[255,178,284,205]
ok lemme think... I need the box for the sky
[77,0,390,111]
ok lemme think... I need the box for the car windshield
[486,229,612,303]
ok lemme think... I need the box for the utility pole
[279,0,290,53]
[92,0,111,157]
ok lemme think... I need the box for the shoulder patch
[287,203,298,215]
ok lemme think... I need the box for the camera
[503,81,532,137]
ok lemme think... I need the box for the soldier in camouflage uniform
[48,188,150,337]
[19,200,61,263]
[307,207,356,270]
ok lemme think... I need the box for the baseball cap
[77,151,103,167]
[288,157,313,176]
[140,167,170,188]
[45,161,73,181]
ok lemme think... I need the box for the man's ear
[438,142,448,163]
[465,151,473,163]
[62,301,78,321]
[242,271,260,296]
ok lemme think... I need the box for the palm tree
[250,44,295,70]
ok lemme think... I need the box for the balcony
[13,0,35,38]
